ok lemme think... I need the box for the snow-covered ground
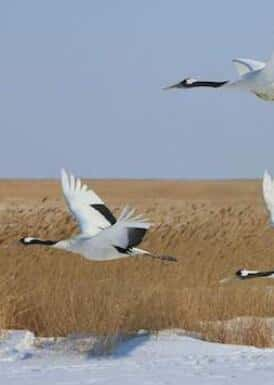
[1,329,274,384]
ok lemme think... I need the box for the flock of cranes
[20,168,274,282]
[163,48,274,280]
[19,48,274,283]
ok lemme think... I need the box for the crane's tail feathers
[129,247,177,262]
[130,247,150,256]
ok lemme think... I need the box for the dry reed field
[0,178,274,346]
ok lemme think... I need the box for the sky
[1,1,274,179]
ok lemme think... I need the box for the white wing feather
[61,169,114,236]
[67,210,151,261]
[262,170,274,224]
[232,58,265,77]
[89,209,151,251]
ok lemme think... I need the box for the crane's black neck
[20,237,58,246]
[183,80,228,88]
[236,269,274,280]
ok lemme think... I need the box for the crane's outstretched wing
[232,58,265,77]
[61,169,116,236]
[90,206,151,253]
[262,170,274,224]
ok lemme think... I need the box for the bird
[163,52,274,101]
[233,170,274,281]
[20,169,176,262]
[235,269,274,280]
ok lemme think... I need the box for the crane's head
[163,78,198,90]
[220,269,249,284]
[235,269,250,279]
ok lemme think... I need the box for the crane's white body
[231,170,274,281]
[228,57,274,100]
[164,52,274,101]
[263,170,274,224]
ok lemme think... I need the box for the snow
[1,329,274,384]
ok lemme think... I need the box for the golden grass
[0,179,274,347]
[197,317,273,348]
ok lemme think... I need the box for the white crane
[235,170,274,280]
[164,52,274,101]
[20,169,176,262]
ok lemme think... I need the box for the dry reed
[0,179,273,347]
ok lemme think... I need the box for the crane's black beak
[219,275,237,284]
[162,81,182,90]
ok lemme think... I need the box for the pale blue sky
[1,1,274,178]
